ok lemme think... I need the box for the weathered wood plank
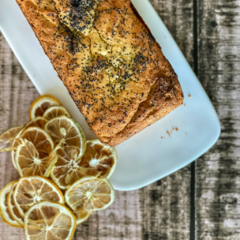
[140,170,191,240]
[196,0,240,239]
[0,0,193,239]
[0,32,39,240]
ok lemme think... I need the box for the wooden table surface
[0,0,239,239]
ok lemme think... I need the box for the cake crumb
[188,94,191,98]
[184,103,186,107]
[165,127,179,138]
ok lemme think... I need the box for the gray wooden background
[0,0,239,239]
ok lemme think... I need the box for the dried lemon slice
[43,106,71,120]
[65,177,115,224]
[13,176,64,217]
[0,126,23,152]
[30,94,61,120]
[25,116,48,129]
[80,139,117,179]
[11,133,25,170]
[15,140,58,177]
[50,147,89,190]
[50,140,117,190]
[7,182,24,227]
[19,127,54,158]
[11,126,54,172]
[0,181,21,227]
[24,201,76,240]
[11,118,48,169]
[45,116,86,157]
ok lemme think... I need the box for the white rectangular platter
[0,0,221,191]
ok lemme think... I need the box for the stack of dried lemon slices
[0,95,117,240]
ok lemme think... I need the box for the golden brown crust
[16,0,183,146]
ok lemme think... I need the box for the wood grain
[196,0,240,239]
[0,1,193,239]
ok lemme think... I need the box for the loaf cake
[16,0,184,146]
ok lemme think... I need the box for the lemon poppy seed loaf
[16,0,184,146]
